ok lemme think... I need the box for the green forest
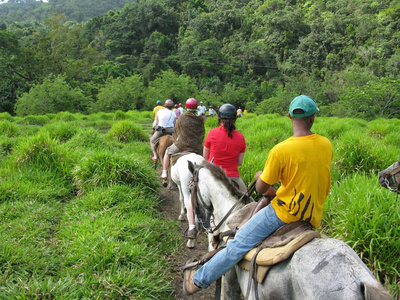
[0,0,399,119]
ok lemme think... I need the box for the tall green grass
[0,111,398,298]
[0,110,181,299]
[324,173,400,292]
[11,132,75,177]
[106,120,148,143]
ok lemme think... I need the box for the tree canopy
[0,0,399,119]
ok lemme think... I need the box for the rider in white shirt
[150,99,176,161]
[197,101,207,116]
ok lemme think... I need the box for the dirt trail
[160,186,216,300]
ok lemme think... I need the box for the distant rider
[208,105,215,117]
[197,101,207,116]
[160,98,205,239]
[150,99,176,162]
[152,100,164,133]
[174,104,182,119]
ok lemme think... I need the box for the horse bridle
[188,165,253,234]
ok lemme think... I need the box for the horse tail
[361,283,392,300]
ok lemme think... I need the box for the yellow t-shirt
[260,134,332,228]
[153,105,163,119]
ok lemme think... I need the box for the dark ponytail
[219,118,236,138]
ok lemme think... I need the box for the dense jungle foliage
[0,0,399,119]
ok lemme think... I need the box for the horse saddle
[221,202,321,283]
[170,151,191,166]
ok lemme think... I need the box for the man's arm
[250,171,277,216]
[255,170,270,195]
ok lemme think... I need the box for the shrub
[91,75,145,113]
[12,132,74,177]
[17,115,50,126]
[144,70,198,110]
[40,122,78,143]
[0,112,13,121]
[90,112,114,120]
[0,135,18,158]
[65,128,108,150]
[14,74,89,116]
[114,110,128,120]
[72,151,158,193]
[106,120,148,143]
[0,120,20,137]
[53,112,77,122]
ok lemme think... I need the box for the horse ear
[188,161,195,174]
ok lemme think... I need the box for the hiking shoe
[183,261,201,295]
[160,170,168,179]
[184,227,199,239]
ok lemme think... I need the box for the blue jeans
[193,204,286,288]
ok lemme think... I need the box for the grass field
[0,110,399,298]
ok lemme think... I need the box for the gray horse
[185,159,391,300]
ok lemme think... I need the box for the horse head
[379,159,400,193]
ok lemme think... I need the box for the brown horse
[155,134,174,187]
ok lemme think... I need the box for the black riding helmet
[218,103,236,119]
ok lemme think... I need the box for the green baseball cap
[289,95,319,117]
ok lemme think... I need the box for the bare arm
[251,170,276,216]
[254,171,270,195]
[237,152,245,166]
[203,146,210,160]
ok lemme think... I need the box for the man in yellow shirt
[152,100,164,133]
[183,95,333,295]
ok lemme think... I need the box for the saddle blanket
[223,202,321,283]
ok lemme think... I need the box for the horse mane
[199,160,248,201]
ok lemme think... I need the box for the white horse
[183,159,391,300]
[171,153,207,249]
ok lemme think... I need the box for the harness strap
[209,193,248,234]
[245,246,263,300]
[215,278,222,300]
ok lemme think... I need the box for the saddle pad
[238,231,321,283]
[170,152,191,166]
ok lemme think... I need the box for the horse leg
[176,184,186,221]
[186,238,196,249]
[221,268,242,300]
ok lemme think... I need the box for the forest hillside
[0,0,399,119]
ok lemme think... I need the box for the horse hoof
[186,241,195,249]
[162,181,168,187]
[178,215,185,221]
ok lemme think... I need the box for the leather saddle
[220,202,321,283]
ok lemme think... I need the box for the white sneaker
[160,170,168,179]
